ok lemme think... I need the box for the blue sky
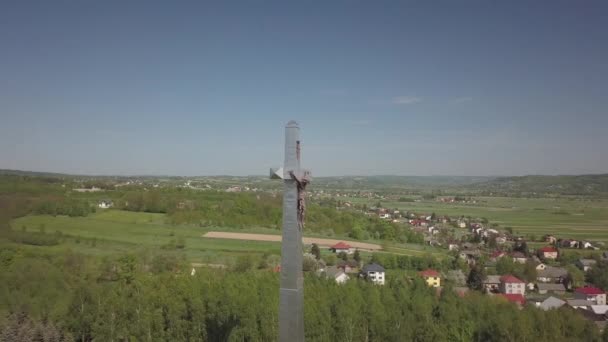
[1,1,607,176]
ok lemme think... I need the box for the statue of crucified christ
[289,169,311,231]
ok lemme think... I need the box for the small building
[500,275,526,295]
[490,251,506,261]
[576,308,607,331]
[499,293,526,306]
[537,266,568,283]
[574,287,606,305]
[98,199,113,209]
[544,235,557,244]
[324,266,350,284]
[539,296,566,311]
[484,275,502,293]
[526,294,550,308]
[510,252,527,264]
[537,283,566,295]
[576,259,597,272]
[336,260,359,274]
[591,305,608,316]
[330,242,353,254]
[459,250,481,265]
[538,246,558,260]
[419,269,441,288]
[361,263,385,285]
[567,299,594,310]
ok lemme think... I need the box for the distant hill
[470,174,608,196]
[312,175,495,189]
[2,169,608,196]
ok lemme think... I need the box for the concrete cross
[269,120,310,342]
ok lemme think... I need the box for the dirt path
[202,231,382,251]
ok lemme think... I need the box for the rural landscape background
[1,170,608,340]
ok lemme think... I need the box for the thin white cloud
[392,96,422,105]
[454,97,473,103]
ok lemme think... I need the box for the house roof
[325,266,347,279]
[591,305,608,315]
[500,294,526,305]
[567,299,594,307]
[539,246,558,253]
[484,275,502,284]
[538,266,568,278]
[331,242,352,249]
[537,283,566,291]
[575,287,605,295]
[510,251,526,258]
[419,269,440,278]
[362,263,385,273]
[491,251,506,258]
[500,275,525,284]
[578,259,597,266]
[540,296,566,311]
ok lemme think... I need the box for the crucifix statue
[270,120,311,342]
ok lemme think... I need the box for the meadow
[11,210,282,265]
[349,196,608,243]
[10,210,446,265]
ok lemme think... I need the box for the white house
[98,200,113,209]
[574,287,606,305]
[325,266,350,284]
[330,242,353,254]
[538,246,558,260]
[500,275,525,295]
[362,263,385,285]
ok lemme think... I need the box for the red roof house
[538,246,558,259]
[575,287,605,295]
[331,242,352,249]
[419,269,441,287]
[330,242,353,254]
[419,269,441,278]
[499,293,526,306]
[499,275,526,295]
[500,275,525,284]
[491,251,506,259]
[574,287,606,305]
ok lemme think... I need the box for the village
[313,205,608,331]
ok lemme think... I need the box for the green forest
[1,247,606,342]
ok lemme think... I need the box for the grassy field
[349,196,608,243]
[9,210,446,265]
[11,211,282,264]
